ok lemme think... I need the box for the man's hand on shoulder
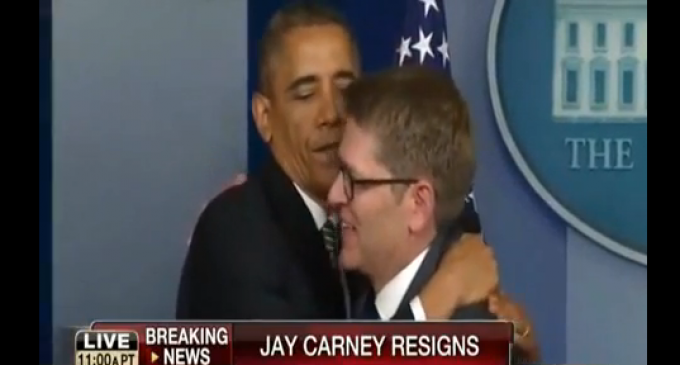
[199,172,248,212]
[201,172,249,214]
[489,291,540,362]
[188,173,249,246]
[223,173,248,191]
[418,233,499,319]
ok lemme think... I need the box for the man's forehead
[274,25,358,75]
[340,121,382,175]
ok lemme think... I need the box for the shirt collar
[293,183,327,230]
[375,247,429,320]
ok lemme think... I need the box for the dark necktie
[356,290,380,320]
[321,215,351,318]
[321,217,339,268]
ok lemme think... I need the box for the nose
[318,85,343,127]
[327,172,347,208]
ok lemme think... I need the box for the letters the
[565,137,634,170]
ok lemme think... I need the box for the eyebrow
[286,70,357,93]
[335,70,357,81]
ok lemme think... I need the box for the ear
[252,92,272,143]
[408,180,436,232]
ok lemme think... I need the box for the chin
[339,248,361,270]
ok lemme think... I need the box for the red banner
[91,321,512,365]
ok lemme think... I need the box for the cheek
[339,198,374,269]
[353,196,393,250]
[276,105,312,142]
[349,196,373,228]
[286,117,307,145]
[353,193,393,228]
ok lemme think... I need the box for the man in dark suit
[327,66,534,363]
[326,65,491,321]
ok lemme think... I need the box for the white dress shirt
[294,183,326,230]
[375,248,429,320]
[293,183,428,321]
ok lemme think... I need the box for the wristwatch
[513,322,531,339]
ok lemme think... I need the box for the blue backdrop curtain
[247,0,407,170]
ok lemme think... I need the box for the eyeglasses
[340,167,417,200]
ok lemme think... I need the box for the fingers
[488,292,509,315]
[492,296,527,325]
[491,288,506,300]
[513,323,532,344]
[223,173,248,191]
[234,173,247,184]
[488,295,499,313]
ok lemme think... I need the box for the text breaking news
[85,321,513,365]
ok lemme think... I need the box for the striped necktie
[321,216,339,267]
[321,215,351,318]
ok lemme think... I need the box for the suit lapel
[256,160,343,310]
[398,222,462,312]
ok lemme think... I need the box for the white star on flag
[411,28,434,64]
[436,32,450,67]
[397,37,412,66]
[418,0,440,17]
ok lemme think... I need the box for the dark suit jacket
[176,160,347,319]
[391,223,529,364]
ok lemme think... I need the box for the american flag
[395,0,450,70]
[395,0,481,233]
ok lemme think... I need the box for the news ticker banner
[74,321,513,365]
